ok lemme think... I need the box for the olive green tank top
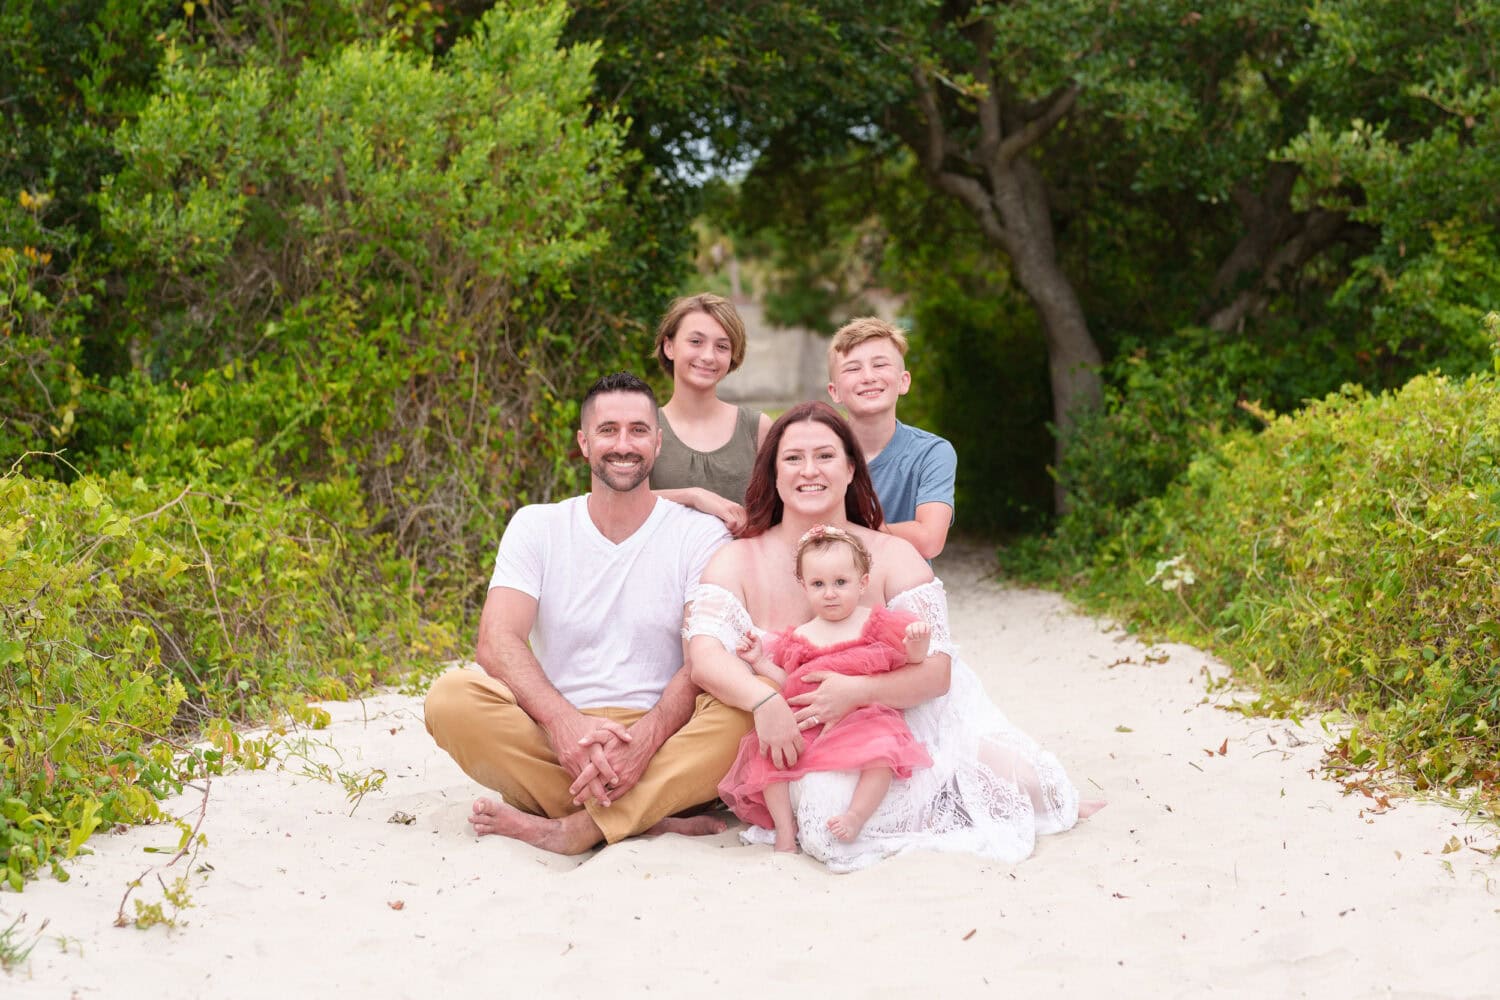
[649,405,762,504]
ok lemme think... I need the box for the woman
[687,402,1092,871]
[648,293,772,536]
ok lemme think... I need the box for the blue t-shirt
[867,420,956,525]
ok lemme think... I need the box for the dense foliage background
[2,0,676,889]
[2,0,1496,888]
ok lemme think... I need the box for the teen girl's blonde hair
[653,293,748,377]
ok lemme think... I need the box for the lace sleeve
[682,582,756,652]
[887,579,956,658]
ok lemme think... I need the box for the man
[424,372,748,855]
[826,317,957,559]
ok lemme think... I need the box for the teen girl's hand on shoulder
[653,487,747,536]
[702,491,749,537]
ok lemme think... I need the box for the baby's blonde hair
[793,524,872,580]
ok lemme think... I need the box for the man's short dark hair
[580,371,658,427]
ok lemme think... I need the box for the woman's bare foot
[643,815,728,837]
[772,827,799,853]
[1078,799,1107,819]
[468,798,602,855]
[826,809,871,843]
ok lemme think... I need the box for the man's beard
[591,452,651,493]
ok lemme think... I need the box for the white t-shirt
[489,496,730,709]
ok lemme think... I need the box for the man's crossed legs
[425,670,751,855]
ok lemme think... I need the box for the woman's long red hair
[742,402,884,538]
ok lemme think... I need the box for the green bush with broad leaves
[1069,314,1500,800]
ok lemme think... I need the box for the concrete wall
[715,301,830,409]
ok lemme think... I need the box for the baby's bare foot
[826,811,869,843]
[1078,799,1107,819]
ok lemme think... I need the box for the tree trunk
[993,161,1103,511]
[905,64,1103,512]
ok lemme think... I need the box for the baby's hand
[736,632,763,666]
[903,620,931,662]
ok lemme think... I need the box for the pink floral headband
[796,523,854,546]
[794,523,872,576]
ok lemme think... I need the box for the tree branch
[1017,83,1077,124]
[1204,163,1366,333]
[911,64,953,173]
[910,65,1009,245]
[969,24,1004,166]
[997,83,1079,163]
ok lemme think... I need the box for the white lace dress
[686,580,1080,872]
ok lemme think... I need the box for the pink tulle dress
[718,606,934,830]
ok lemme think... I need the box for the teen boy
[826,317,956,559]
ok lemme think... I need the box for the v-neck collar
[578,494,666,550]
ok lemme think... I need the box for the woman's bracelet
[750,691,778,712]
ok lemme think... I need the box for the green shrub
[1044,335,1241,564]
[1027,306,1500,574]
[1072,318,1500,798]
[0,200,90,466]
[0,464,450,890]
[88,0,634,600]
[0,1,661,891]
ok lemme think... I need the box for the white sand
[5,547,1498,999]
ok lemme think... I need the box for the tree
[1281,0,1500,374]
[574,0,1500,515]
[567,2,1315,508]
[93,1,638,590]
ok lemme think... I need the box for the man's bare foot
[643,815,728,838]
[826,810,870,843]
[468,797,602,855]
[772,828,799,853]
[1078,799,1107,819]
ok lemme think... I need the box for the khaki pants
[424,669,751,844]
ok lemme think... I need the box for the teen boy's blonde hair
[827,317,909,377]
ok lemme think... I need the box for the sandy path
[5,545,1497,999]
